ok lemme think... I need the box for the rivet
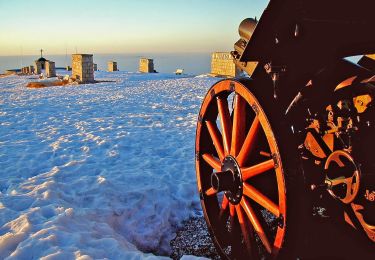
[210,89,215,98]
[252,104,259,114]
[199,190,204,200]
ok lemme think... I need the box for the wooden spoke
[242,159,275,181]
[217,96,232,156]
[229,204,236,236]
[205,187,217,196]
[219,196,229,219]
[230,204,236,218]
[221,196,229,211]
[240,198,272,254]
[202,153,221,171]
[237,117,260,166]
[230,94,246,157]
[260,151,271,157]
[206,121,225,161]
[243,183,280,217]
[235,205,254,256]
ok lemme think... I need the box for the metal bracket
[264,63,286,99]
[199,189,204,200]
[276,214,284,228]
[251,104,259,115]
[197,114,203,123]
[272,153,279,168]
[229,82,235,92]
[210,89,215,98]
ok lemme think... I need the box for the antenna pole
[20,46,23,68]
[65,45,68,67]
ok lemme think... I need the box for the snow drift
[0,70,218,259]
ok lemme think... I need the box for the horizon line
[0,51,231,58]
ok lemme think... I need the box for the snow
[0,70,219,259]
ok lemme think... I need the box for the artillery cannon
[195,0,375,258]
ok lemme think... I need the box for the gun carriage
[195,0,375,258]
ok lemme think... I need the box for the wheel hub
[324,150,361,204]
[210,156,243,204]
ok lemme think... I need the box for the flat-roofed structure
[139,58,155,73]
[45,61,56,77]
[29,65,35,74]
[210,52,240,78]
[108,61,118,72]
[34,61,42,74]
[72,54,94,83]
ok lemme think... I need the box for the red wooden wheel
[196,79,289,259]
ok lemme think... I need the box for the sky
[0,0,269,56]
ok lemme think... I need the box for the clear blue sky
[0,0,269,56]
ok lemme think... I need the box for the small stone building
[32,49,51,74]
[34,61,42,74]
[211,52,240,78]
[72,54,94,83]
[108,61,118,72]
[29,65,35,74]
[139,58,155,73]
[35,56,47,69]
[45,61,56,77]
[22,66,32,75]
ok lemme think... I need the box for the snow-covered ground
[0,70,218,259]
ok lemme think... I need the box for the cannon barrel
[232,18,258,76]
[238,18,257,42]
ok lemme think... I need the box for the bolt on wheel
[196,79,289,259]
